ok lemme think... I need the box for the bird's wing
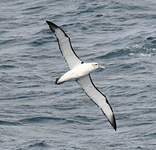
[46,21,81,69]
[78,74,117,130]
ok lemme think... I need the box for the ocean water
[0,0,156,149]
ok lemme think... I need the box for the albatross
[46,21,117,130]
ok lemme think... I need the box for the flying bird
[46,21,117,130]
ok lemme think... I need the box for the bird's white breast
[58,63,95,83]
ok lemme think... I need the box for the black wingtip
[46,20,51,25]
[55,78,59,84]
[108,113,117,131]
[111,114,117,131]
[46,20,58,32]
[101,108,117,131]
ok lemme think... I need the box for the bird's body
[46,21,117,130]
[56,63,100,84]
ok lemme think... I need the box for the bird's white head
[91,62,105,70]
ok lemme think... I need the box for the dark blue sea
[0,0,156,149]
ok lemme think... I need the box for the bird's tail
[55,78,64,85]
[55,78,60,84]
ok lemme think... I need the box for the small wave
[74,115,97,122]
[22,5,45,15]
[97,44,155,60]
[129,53,152,57]
[30,54,54,60]
[96,48,131,59]
[29,37,50,47]
[19,116,66,124]
[0,120,21,126]
[0,64,17,70]
[0,38,17,45]
[28,141,49,149]
[146,36,156,46]
[144,132,156,138]
[23,6,45,11]
[16,140,50,150]
[34,28,50,36]
[19,115,96,125]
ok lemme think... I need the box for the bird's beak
[98,64,105,69]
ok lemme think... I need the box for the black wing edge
[46,20,68,37]
[46,21,57,32]
[101,108,117,131]
[46,20,82,62]
[89,74,117,131]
